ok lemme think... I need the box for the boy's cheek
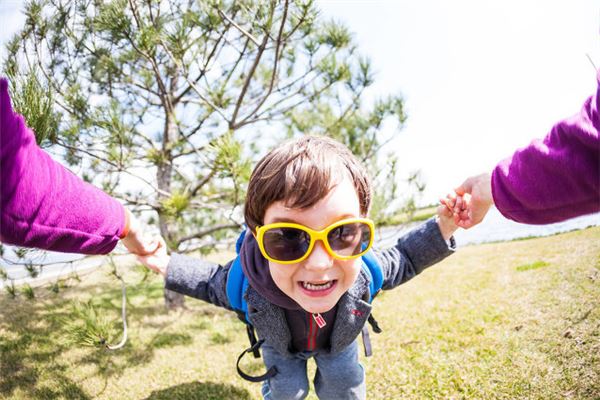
[268,262,295,293]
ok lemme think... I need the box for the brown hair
[244,135,372,231]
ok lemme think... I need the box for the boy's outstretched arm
[374,216,456,290]
[138,240,231,309]
[436,203,459,240]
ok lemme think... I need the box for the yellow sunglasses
[255,218,375,265]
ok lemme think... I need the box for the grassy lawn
[1,227,599,399]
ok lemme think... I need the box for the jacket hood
[240,230,302,310]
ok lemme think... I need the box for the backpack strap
[361,250,383,302]
[236,339,278,383]
[360,250,384,357]
[226,230,250,322]
[227,230,269,382]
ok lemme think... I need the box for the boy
[139,135,458,399]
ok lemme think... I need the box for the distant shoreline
[2,209,598,287]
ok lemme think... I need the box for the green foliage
[49,281,61,294]
[93,0,131,42]
[3,66,59,146]
[161,190,190,218]
[209,332,232,345]
[24,262,40,279]
[0,267,7,281]
[4,281,17,298]
[210,132,251,182]
[14,247,30,259]
[21,284,35,300]
[317,20,352,48]
[62,300,116,348]
[4,0,414,257]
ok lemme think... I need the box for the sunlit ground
[1,227,598,399]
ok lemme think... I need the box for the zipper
[306,312,326,351]
[306,312,314,350]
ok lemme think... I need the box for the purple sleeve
[0,78,126,254]
[491,71,600,224]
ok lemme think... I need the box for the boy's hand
[136,237,170,277]
[436,203,458,241]
[440,192,469,226]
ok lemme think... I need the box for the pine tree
[4,0,411,309]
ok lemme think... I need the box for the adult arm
[375,217,455,290]
[454,71,600,227]
[491,71,600,224]
[0,78,146,254]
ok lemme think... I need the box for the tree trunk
[158,91,185,311]
[159,212,186,311]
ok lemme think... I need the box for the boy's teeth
[302,281,333,291]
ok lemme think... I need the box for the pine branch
[176,223,241,247]
[237,0,289,127]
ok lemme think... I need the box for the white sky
[1,0,598,205]
[317,0,599,204]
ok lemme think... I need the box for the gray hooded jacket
[165,217,455,357]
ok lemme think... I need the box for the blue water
[452,208,599,245]
[376,208,599,248]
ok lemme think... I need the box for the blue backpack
[226,230,384,382]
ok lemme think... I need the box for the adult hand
[120,208,160,256]
[453,172,494,229]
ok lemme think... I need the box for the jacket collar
[244,269,372,356]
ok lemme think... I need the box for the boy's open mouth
[299,280,337,296]
[301,280,334,290]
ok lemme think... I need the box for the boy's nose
[304,240,334,271]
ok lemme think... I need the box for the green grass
[516,260,549,272]
[1,227,599,399]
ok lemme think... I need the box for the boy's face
[262,176,363,314]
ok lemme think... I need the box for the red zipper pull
[313,313,326,328]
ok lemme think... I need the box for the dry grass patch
[1,227,598,399]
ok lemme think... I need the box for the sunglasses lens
[262,227,311,262]
[327,222,372,257]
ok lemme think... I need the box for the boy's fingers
[439,198,453,212]
[441,193,457,211]
[437,204,452,217]
[446,192,456,207]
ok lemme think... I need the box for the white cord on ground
[106,277,127,350]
